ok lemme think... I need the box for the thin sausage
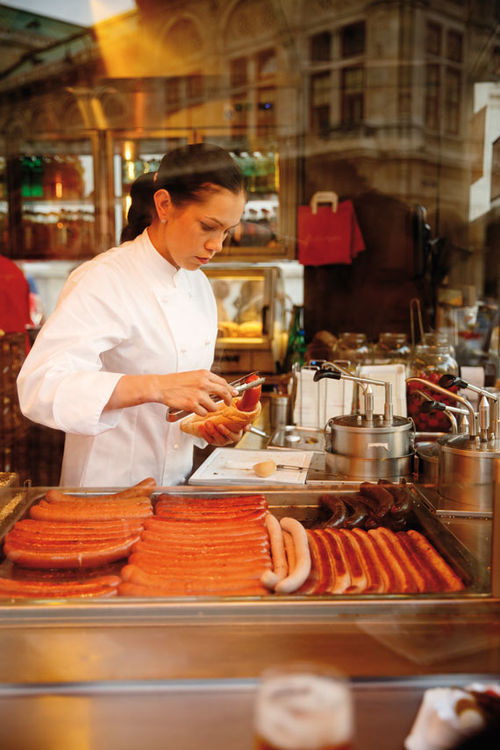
[275,518,311,594]
[260,512,288,589]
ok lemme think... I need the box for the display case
[204,264,288,374]
[5,135,99,260]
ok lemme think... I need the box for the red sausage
[4,535,140,569]
[45,478,156,503]
[0,575,121,598]
[13,519,144,535]
[235,374,262,412]
[155,493,267,508]
[153,508,266,524]
[30,500,152,522]
[118,581,268,597]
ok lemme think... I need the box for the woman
[17,143,247,487]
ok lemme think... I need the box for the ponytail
[120,172,155,243]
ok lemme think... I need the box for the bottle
[407,331,459,432]
[284,305,306,371]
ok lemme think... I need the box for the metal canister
[325,413,415,480]
[269,394,290,429]
[437,434,500,512]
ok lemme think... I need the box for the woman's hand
[198,420,243,447]
[104,369,238,415]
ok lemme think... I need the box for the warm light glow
[90,0,136,23]
[55,180,63,199]
[123,141,133,161]
[125,194,132,214]
[126,161,135,180]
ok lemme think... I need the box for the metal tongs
[165,371,266,423]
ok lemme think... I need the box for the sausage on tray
[274,518,312,594]
[0,574,121,598]
[30,499,153,522]
[4,534,141,569]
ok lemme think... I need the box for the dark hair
[120,172,155,243]
[120,143,244,242]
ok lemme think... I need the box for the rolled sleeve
[53,371,124,435]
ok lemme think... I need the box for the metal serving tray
[0,482,489,601]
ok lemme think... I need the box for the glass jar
[407,331,459,432]
[372,332,411,368]
[334,332,370,372]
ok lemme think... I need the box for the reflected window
[257,48,277,79]
[444,68,461,134]
[187,72,204,100]
[425,63,440,130]
[164,77,181,110]
[231,97,250,130]
[310,72,331,136]
[341,21,365,58]
[310,31,331,62]
[230,56,248,88]
[426,22,442,56]
[342,66,364,126]
[257,88,275,127]
[447,30,463,62]
[425,22,463,135]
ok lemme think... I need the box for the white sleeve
[17,265,128,435]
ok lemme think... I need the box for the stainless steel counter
[0,674,493,750]
[0,483,499,685]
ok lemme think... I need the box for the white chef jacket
[17,229,217,487]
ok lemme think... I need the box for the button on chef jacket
[17,229,217,487]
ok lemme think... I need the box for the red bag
[297,198,365,266]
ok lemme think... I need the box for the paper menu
[188,448,313,485]
[293,367,354,428]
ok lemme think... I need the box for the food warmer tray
[0,482,489,602]
[0,673,493,750]
[0,484,498,685]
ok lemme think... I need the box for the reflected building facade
[0,0,498,336]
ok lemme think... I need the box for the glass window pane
[310,31,331,62]
[426,22,442,55]
[341,22,365,57]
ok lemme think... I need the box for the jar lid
[421,331,450,347]
[338,332,367,343]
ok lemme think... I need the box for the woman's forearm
[104,374,158,411]
[103,370,237,415]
